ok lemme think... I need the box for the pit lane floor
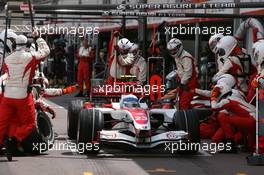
[0,93,263,175]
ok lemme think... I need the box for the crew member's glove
[251,78,259,89]
[62,84,78,94]
[211,87,221,101]
[46,107,56,119]
[251,77,264,89]
[211,87,221,109]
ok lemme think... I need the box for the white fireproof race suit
[129,55,146,83]
[171,49,198,109]
[0,37,50,144]
[4,38,50,99]
[110,53,135,79]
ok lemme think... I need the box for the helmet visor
[209,37,221,52]
[123,102,140,108]
[217,48,226,57]
[209,40,217,52]
[168,44,181,56]
[253,51,258,64]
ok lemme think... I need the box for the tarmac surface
[0,93,263,175]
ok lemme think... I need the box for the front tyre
[67,100,84,139]
[173,110,200,154]
[77,109,104,154]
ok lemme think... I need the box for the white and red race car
[67,94,212,154]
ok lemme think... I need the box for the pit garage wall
[16,0,264,57]
[45,0,263,84]
[2,0,263,84]
[95,0,264,58]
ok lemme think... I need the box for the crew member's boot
[4,137,17,161]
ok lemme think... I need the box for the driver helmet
[117,38,133,55]
[16,35,28,51]
[215,36,237,59]
[253,41,264,68]
[120,94,139,108]
[167,38,183,58]
[208,33,224,54]
[0,29,18,53]
[212,74,236,88]
[214,82,232,100]
[129,43,139,56]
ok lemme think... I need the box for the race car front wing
[99,130,188,148]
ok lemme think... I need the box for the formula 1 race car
[67,94,212,154]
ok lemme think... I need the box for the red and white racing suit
[129,55,146,83]
[211,92,256,151]
[173,50,198,109]
[77,46,95,93]
[0,48,10,103]
[247,66,264,102]
[215,52,249,94]
[0,37,50,143]
[195,88,245,140]
[34,85,77,119]
[108,53,135,83]
[0,72,8,103]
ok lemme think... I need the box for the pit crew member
[32,73,78,119]
[214,36,255,94]
[0,29,18,102]
[208,33,224,71]
[166,38,198,109]
[129,43,146,84]
[107,38,135,83]
[76,38,95,97]
[211,82,256,152]
[0,32,50,161]
[195,74,245,141]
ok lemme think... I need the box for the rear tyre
[77,109,104,154]
[22,111,55,154]
[173,109,200,154]
[193,108,213,122]
[67,100,84,139]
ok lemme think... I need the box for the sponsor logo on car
[166,132,178,139]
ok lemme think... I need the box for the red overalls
[77,47,95,92]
